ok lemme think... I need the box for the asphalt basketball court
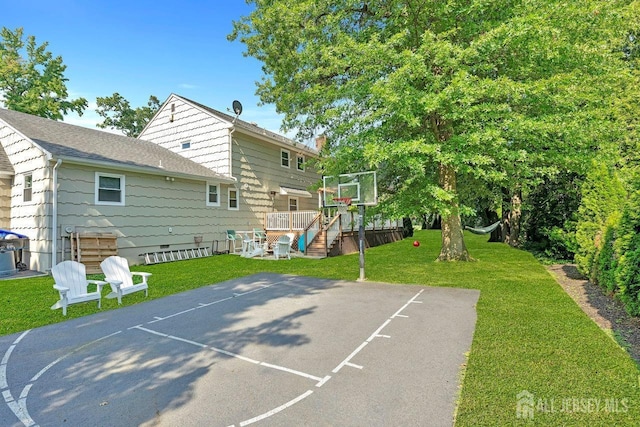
[1,273,480,426]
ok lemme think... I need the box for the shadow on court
[0,273,479,427]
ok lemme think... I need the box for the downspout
[51,159,62,269]
[227,126,238,184]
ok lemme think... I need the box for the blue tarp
[0,229,28,239]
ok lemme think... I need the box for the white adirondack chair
[51,261,107,316]
[100,256,151,304]
[273,235,292,260]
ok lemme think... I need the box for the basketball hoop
[334,197,352,215]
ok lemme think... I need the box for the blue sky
[2,1,297,139]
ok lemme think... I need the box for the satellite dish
[232,100,243,115]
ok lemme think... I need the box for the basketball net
[334,197,352,215]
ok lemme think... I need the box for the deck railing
[265,211,318,231]
[339,213,403,232]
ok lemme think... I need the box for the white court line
[1,330,35,427]
[3,390,34,427]
[146,279,291,324]
[133,326,324,382]
[332,289,425,374]
[259,362,323,383]
[1,330,121,427]
[239,390,314,426]
[315,375,331,387]
[345,362,363,369]
[333,341,368,373]
[367,319,392,343]
[391,289,424,318]
[1,330,30,389]
[1,276,298,427]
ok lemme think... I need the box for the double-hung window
[228,188,239,210]
[281,149,290,168]
[207,183,220,206]
[296,155,305,171]
[23,174,32,202]
[95,172,125,205]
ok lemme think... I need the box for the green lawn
[1,230,639,425]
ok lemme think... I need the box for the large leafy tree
[0,27,86,120]
[95,93,160,137]
[230,1,636,260]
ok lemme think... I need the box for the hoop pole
[358,204,366,281]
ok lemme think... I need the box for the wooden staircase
[305,229,330,257]
[302,213,342,258]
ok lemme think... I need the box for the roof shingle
[0,108,233,182]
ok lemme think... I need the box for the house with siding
[138,94,322,244]
[0,108,239,272]
[139,94,403,258]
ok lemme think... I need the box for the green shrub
[592,216,620,292]
[522,172,582,260]
[615,173,640,315]
[574,162,626,276]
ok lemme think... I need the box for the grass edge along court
[1,230,639,425]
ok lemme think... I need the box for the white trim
[206,182,220,207]
[95,172,125,206]
[281,149,290,168]
[22,173,33,203]
[279,186,312,198]
[228,188,239,210]
[296,154,305,171]
[288,197,299,211]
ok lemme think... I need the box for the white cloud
[179,83,197,89]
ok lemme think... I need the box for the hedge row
[576,167,640,315]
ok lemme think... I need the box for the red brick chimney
[315,135,326,152]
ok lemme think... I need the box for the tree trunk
[509,189,522,246]
[437,163,472,261]
[501,187,522,247]
[484,208,502,242]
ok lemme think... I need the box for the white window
[228,188,239,210]
[181,141,191,150]
[281,149,290,168]
[288,197,298,211]
[296,155,305,171]
[206,183,220,206]
[23,174,32,202]
[95,172,125,205]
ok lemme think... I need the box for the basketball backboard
[323,171,377,207]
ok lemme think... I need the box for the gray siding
[233,133,319,226]
[140,95,321,235]
[56,163,237,265]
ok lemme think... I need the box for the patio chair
[51,260,107,316]
[253,228,267,245]
[100,256,151,304]
[242,234,255,257]
[226,230,243,254]
[273,235,292,260]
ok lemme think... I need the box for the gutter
[52,156,236,184]
[51,159,62,269]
